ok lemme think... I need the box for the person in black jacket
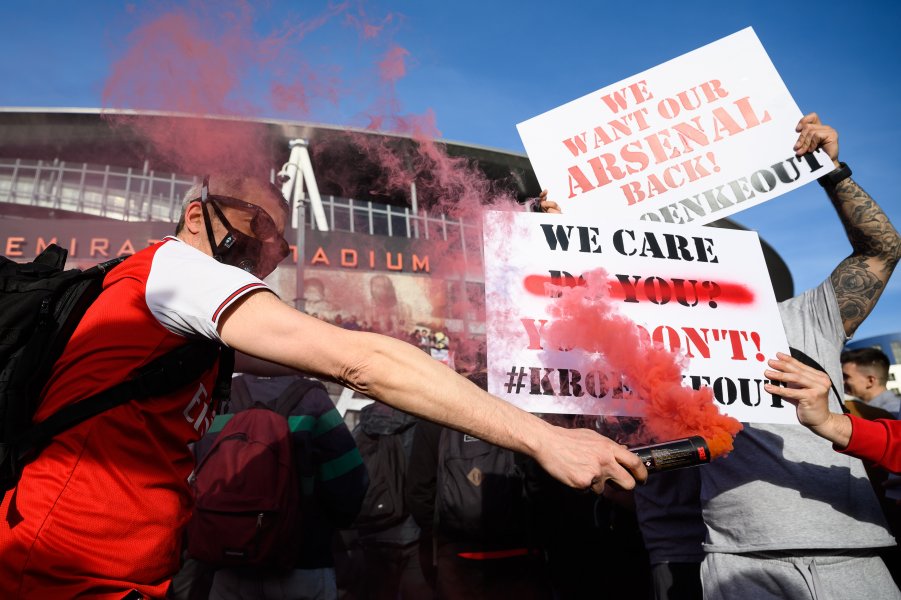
[405,371,553,599]
[338,402,432,600]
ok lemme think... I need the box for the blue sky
[1,0,899,340]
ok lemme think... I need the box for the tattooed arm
[827,177,901,336]
[794,113,901,337]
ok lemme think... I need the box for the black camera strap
[9,343,231,478]
[788,346,849,414]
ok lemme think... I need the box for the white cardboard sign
[516,28,832,224]
[483,210,795,424]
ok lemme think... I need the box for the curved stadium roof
[0,107,793,300]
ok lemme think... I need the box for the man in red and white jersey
[0,175,646,599]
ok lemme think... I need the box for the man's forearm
[222,291,550,456]
[826,177,901,334]
[349,333,551,456]
[222,290,647,491]
[808,412,853,448]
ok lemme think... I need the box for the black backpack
[350,402,417,532]
[435,429,532,544]
[0,244,230,492]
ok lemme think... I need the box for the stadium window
[891,340,901,364]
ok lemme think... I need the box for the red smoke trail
[102,9,264,175]
[101,1,529,358]
[101,1,351,176]
[379,46,410,82]
[306,27,525,350]
[312,119,523,349]
[540,269,742,458]
[344,6,396,40]
[100,4,738,455]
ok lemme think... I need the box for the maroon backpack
[187,406,300,569]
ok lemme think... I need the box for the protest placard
[516,27,832,224]
[483,209,795,424]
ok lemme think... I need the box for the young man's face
[842,361,873,400]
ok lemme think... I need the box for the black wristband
[817,161,852,188]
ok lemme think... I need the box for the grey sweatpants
[701,551,900,600]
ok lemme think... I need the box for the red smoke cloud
[102,0,522,346]
[99,2,744,457]
[540,269,743,458]
[344,8,396,40]
[379,46,410,82]
[102,9,263,175]
[101,1,351,176]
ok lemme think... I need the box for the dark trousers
[434,542,552,600]
[339,541,432,600]
[651,562,702,600]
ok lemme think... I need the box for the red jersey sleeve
[840,415,901,472]
[145,237,271,342]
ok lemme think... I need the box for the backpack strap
[788,346,849,414]
[211,347,235,414]
[32,244,68,270]
[11,342,222,474]
[433,425,448,562]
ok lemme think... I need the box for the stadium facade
[0,108,796,409]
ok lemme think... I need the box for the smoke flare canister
[630,436,710,473]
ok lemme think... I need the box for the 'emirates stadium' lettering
[2,236,430,273]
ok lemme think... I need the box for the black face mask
[200,188,290,279]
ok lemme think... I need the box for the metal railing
[0,157,484,260]
[0,158,191,222]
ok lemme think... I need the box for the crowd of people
[0,113,899,600]
[303,274,452,356]
[309,309,451,357]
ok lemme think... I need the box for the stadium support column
[410,180,419,239]
[458,215,469,341]
[403,149,420,240]
[281,138,329,310]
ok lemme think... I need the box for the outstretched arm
[219,290,647,493]
[794,114,901,337]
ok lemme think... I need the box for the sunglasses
[195,177,292,278]
[207,194,284,242]
[209,197,290,262]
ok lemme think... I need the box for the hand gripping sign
[516,27,832,225]
[483,210,795,425]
